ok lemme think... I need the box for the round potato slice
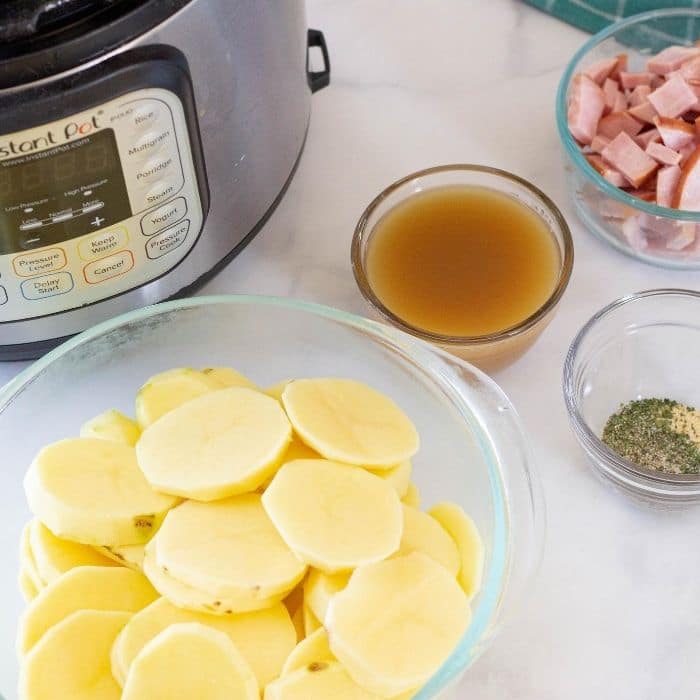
[137,388,293,501]
[396,505,460,576]
[122,623,259,700]
[326,553,472,697]
[20,523,45,592]
[19,569,39,602]
[368,460,412,498]
[402,482,421,508]
[17,565,158,655]
[30,519,117,583]
[281,378,419,467]
[281,628,335,677]
[113,597,295,688]
[135,368,218,428]
[24,438,179,546]
[304,568,351,625]
[80,409,141,446]
[153,496,306,605]
[20,609,130,700]
[262,459,403,573]
[95,543,146,572]
[201,366,257,389]
[429,502,485,599]
[303,602,322,637]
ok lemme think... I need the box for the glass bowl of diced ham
[557,9,700,267]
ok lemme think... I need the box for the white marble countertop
[2,1,700,697]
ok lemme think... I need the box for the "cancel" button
[84,250,135,284]
[146,220,190,259]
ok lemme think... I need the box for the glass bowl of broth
[352,165,574,372]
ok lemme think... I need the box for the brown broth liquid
[365,185,561,337]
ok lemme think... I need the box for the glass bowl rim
[563,288,700,487]
[351,163,574,346]
[556,8,700,222]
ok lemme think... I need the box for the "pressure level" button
[146,220,190,259]
[141,197,187,236]
[13,248,67,278]
[21,272,74,300]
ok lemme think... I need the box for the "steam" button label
[146,220,190,259]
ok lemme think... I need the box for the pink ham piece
[679,56,700,81]
[648,75,697,117]
[602,78,619,114]
[656,164,681,207]
[679,141,696,164]
[695,116,700,135]
[647,45,700,74]
[613,91,627,113]
[634,129,661,149]
[591,134,611,154]
[629,85,652,107]
[619,71,654,89]
[627,101,657,124]
[585,57,620,85]
[654,116,695,149]
[646,141,682,166]
[586,155,627,187]
[597,112,643,139]
[611,54,628,79]
[673,145,700,210]
[666,223,696,250]
[601,132,658,187]
[568,74,605,144]
[621,216,647,251]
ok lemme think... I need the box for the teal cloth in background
[524,0,700,36]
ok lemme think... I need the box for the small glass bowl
[556,9,700,268]
[351,165,574,373]
[563,289,700,506]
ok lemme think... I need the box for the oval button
[84,250,135,284]
[78,228,129,261]
[141,197,187,236]
[142,177,182,208]
[13,247,67,277]
[135,152,177,185]
[127,128,175,159]
[131,103,165,131]
[146,220,190,259]
[0,286,7,305]
[21,272,74,300]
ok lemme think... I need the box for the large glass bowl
[0,296,543,700]
[556,9,700,269]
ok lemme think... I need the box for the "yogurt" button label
[141,197,187,236]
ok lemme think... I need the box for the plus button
[91,216,106,228]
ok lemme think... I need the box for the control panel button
[13,248,67,278]
[21,272,74,300]
[141,198,187,236]
[131,103,165,132]
[142,177,182,209]
[83,250,135,284]
[146,220,190,259]
[128,129,174,160]
[135,152,178,186]
[0,286,7,305]
[78,228,129,261]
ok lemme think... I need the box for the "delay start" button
[84,250,135,284]
[146,220,190,259]
[21,272,74,300]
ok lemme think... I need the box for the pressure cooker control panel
[0,87,204,322]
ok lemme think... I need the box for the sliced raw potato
[284,582,305,619]
[396,505,460,576]
[137,388,293,500]
[24,438,178,546]
[80,409,141,446]
[282,628,335,676]
[135,368,217,428]
[282,379,419,467]
[20,523,45,592]
[17,565,158,654]
[429,502,485,599]
[201,366,257,389]
[265,380,292,401]
[30,519,117,583]
[113,597,295,688]
[154,495,306,606]
[326,553,472,697]
[95,543,146,571]
[290,604,305,642]
[20,609,130,700]
[402,482,421,508]
[303,603,322,637]
[369,460,412,498]
[122,623,259,700]
[263,459,403,573]
[19,569,39,602]
[304,568,351,625]
[264,661,386,700]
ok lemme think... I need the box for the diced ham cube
[648,75,698,117]
[585,154,627,187]
[656,164,682,207]
[597,112,643,139]
[679,56,700,81]
[627,101,657,124]
[673,145,700,210]
[619,71,654,89]
[647,45,700,74]
[646,141,682,166]
[621,216,648,251]
[634,129,661,149]
[679,142,697,164]
[611,54,628,79]
[667,222,697,250]
[585,57,620,85]
[591,134,611,154]
[601,132,659,187]
[602,78,619,114]
[613,91,628,113]
[654,116,696,149]
[567,74,605,144]
[629,190,657,202]
[629,85,652,107]
[695,115,700,135]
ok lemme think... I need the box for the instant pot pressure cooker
[0,0,330,359]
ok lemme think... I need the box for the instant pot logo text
[0,114,102,160]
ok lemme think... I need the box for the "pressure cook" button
[78,228,129,261]
[21,272,74,300]
[141,197,187,236]
[83,250,135,284]
[13,247,67,277]
[145,220,190,259]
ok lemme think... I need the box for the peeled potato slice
[95,543,146,571]
[122,623,259,700]
[20,523,45,592]
[30,519,117,583]
[20,610,130,700]
[263,459,403,573]
[19,569,39,602]
[402,482,421,508]
[80,409,141,446]
[369,460,412,498]
[24,438,178,546]
[113,597,295,688]
[18,565,158,654]
[303,602,322,637]
[265,380,292,401]
[304,568,351,625]
[153,496,306,606]
[396,505,460,576]
[429,502,484,599]
[201,366,257,389]
[137,388,293,501]
[282,628,335,676]
[135,368,218,428]
[282,378,419,467]
[326,553,472,697]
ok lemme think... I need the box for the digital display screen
[0,129,131,255]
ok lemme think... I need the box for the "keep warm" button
[21,272,74,300]
[84,250,134,284]
[78,228,129,261]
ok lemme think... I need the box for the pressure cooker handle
[307,29,331,93]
